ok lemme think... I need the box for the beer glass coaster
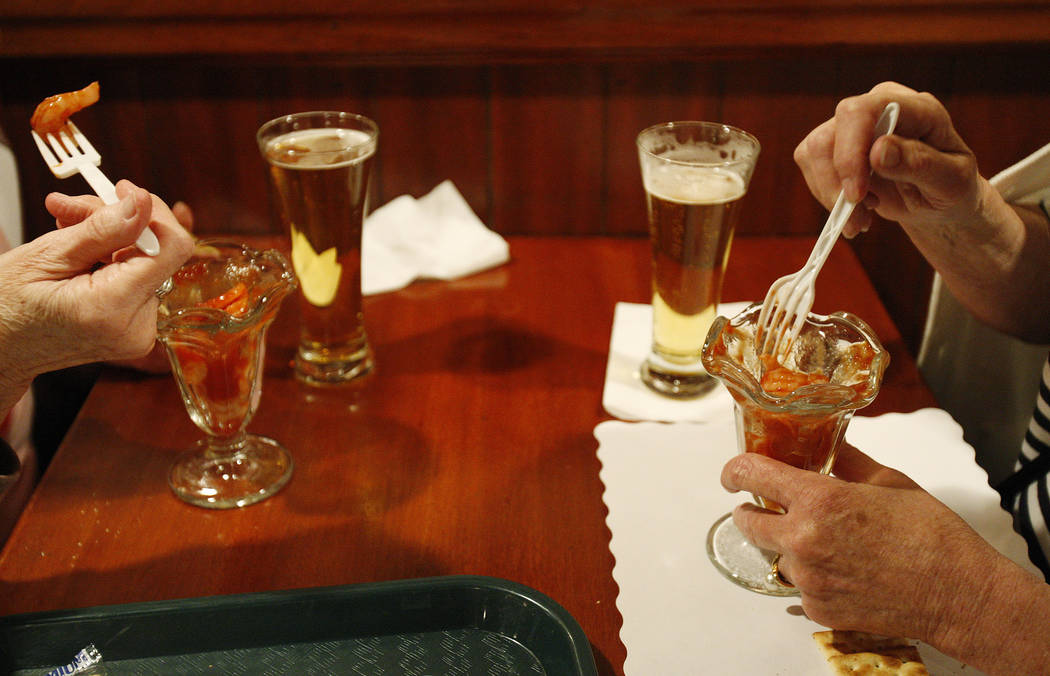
[362,180,509,296]
[594,411,1034,675]
[602,301,748,422]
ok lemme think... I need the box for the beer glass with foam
[257,112,378,386]
[637,122,760,397]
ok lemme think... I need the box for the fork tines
[31,121,101,178]
[66,122,101,161]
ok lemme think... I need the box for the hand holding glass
[701,303,888,595]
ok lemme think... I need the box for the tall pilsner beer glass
[637,122,760,398]
[257,112,378,386]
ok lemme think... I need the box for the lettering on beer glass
[289,223,341,307]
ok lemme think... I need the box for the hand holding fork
[757,102,899,357]
[31,121,160,256]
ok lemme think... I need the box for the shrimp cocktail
[700,303,889,595]
[158,240,297,509]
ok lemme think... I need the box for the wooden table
[0,236,936,675]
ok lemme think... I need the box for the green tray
[0,575,598,675]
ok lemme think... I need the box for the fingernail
[879,141,900,169]
[120,194,138,221]
[842,177,860,202]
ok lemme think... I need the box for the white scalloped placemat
[596,409,1037,675]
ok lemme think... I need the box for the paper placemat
[602,301,750,422]
[596,409,1038,675]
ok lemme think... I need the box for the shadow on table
[0,521,448,617]
[34,408,434,523]
[374,315,607,384]
[590,643,618,676]
[253,395,437,519]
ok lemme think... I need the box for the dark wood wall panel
[603,63,721,237]
[719,58,839,239]
[368,67,490,217]
[5,2,1050,59]
[7,55,1050,241]
[489,65,605,235]
[2,36,1050,356]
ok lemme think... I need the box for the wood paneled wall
[3,2,1050,355]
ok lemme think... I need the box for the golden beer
[637,121,759,397]
[647,166,745,363]
[258,113,378,386]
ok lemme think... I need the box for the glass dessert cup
[157,240,298,509]
[701,303,889,595]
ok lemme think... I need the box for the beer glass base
[169,435,293,510]
[706,512,800,597]
[640,359,718,398]
[295,348,374,387]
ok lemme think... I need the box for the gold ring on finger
[770,553,794,588]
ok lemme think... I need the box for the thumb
[50,186,153,269]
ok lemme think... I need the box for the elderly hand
[795,81,1050,341]
[721,444,1050,675]
[794,81,985,239]
[45,190,197,373]
[0,180,194,405]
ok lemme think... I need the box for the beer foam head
[645,165,746,205]
[266,127,376,169]
[637,122,761,188]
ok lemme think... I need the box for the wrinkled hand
[794,81,984,238]
[0,180,194,392]
[721,444,1004,645]
[45,193,197,374]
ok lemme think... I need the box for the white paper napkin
[596,409,1038,676]
[362,180,510,295]
[602,301,751,422]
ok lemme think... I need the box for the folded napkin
[362,180,510,295]
[596,410,1036,676]
[602,301,750,422]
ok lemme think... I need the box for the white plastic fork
[757,101,899,357]
[31,121,160,256]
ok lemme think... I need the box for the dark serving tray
[0,575,598,675]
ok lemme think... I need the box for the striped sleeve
[999,355,1050,580]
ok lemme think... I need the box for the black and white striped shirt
[992,142,1050,579]
[1001,356,1050,580]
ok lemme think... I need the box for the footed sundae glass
[700,303,889,595]
[157,240,297,509]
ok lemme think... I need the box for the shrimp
[30,81,100,135]
[758,353,829,396]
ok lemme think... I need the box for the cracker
[827,652,929,675]
[813,631,929,676]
